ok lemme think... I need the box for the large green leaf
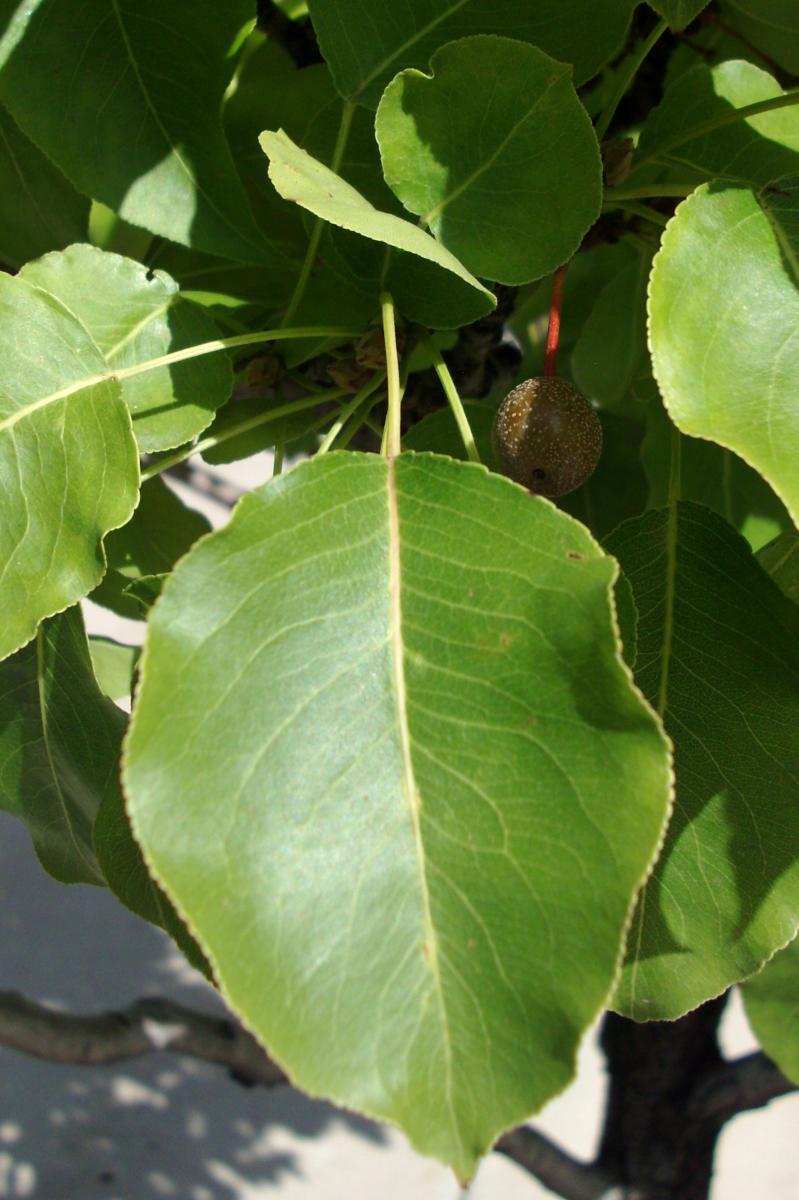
[648,180,799,526]
[741,936,799,1085]
[607,503,799,1019]
[636,61,799,187]
[124,452,670,1177]
[20,245,232,452]
[375,38,602,286]
[0,0,279,264]
[0,103,89,268]
[91,477,212,620]
[0,274,139,662]
[307,0,636,106]
[260,130,496,328]
[647,1,711,30]
[721,0,799,76]
[557,412,648,541]
[0,606,118,884]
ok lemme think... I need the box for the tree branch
[495,1126,622,1200]
[0,991,286,1089]
[689,1051,797,1123]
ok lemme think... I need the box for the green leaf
[741,935,799,1085]
[757,530,799,603]
[307,0,636,106]
[0,273,139,662]
[0,103,89,268]
[648,180,799,527]
[720,0,799,76]
[637,61,799,187]
[375,37,602,286]
[402,401,497,465]
[91,478,212,621]
[124,451,670,1177]
[607,503,799,1019]
[0,606,120,884]
[0,0,278,263]
[260,130,496,328]
[20,245,233,453]
[642,397,791,552]
[89,636,140,703]
[571,252,651,413]
[647,1,711,30]
[557,411,648,540]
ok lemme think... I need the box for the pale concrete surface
[2,454,797,1198]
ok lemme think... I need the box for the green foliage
[125,452,670,1177]
[1,2,799,1180]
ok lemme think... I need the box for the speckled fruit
[492,376,602,497]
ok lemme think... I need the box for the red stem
[544,263,569,377]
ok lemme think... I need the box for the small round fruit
[492,376,602,497]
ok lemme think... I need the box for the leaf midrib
[356,0,469,98]
[386,456,460,1154]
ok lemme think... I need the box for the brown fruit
[492,376,602,497]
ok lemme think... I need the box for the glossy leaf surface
[0,103,89,267]
[571,253,651,413]
[608,503,799,1019]
[721,0,799,75]
[0,0,276,263]
[307,0,636,106]
[260,130,495,328]
[0,274,138,661]
[649,181,799,525]
[376,38,602,285]
[21,246,232,452]
[0,607,119,884]
[741,936,799,1085]
[125,452,670,1177]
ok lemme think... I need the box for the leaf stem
[603,199,670,227]
[272,445,285,476]
[544,263,569,377]
[111,326,361,384]
[380,292,402,458]
[317,371,386,455]
[280,100,355,327]
[140,386,349,481]
[595,18,668,141]
[635,87,799,167]
[604,183,697,201]
[423,338,482,464]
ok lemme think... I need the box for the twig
[689,1051,797,1122]
[496,1126,622,1200]
[0,991,286,1089]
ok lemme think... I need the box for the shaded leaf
[124,451,670,1177]
[91,478,212,621]
[720,0,799,76]
[741,935,799,1085]
[0,103,89,268]
[607,503,799,1019]
[20,245,232,453]
[571,252,651,413]
[0,0,279,263]
[637,61,799,187]
[0,273,138,661]
[376,37,602,285]
[307,0,636,106]
[648,180,799,526]
[557,411,648,540]
[757,530,799,604]
[402,401,497,465]
[0,607,119,884]
[642,398,791,552]
[260,130,496,328]
[647,1,711,30]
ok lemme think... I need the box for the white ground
[1,453,797,1199]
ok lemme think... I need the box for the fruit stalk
[544,264,569,377]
